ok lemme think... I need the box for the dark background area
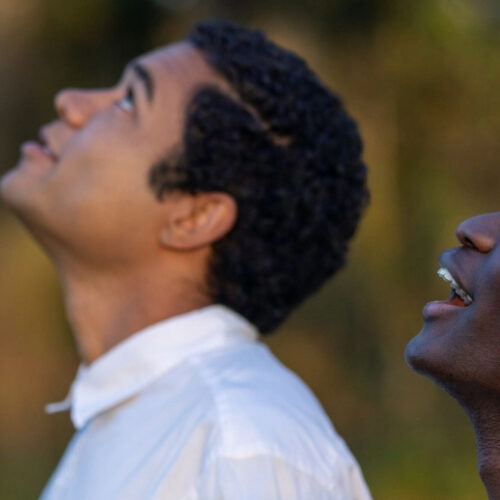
[1,0,500,498]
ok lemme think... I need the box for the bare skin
[0,42,237,364]
[406,212,500,499]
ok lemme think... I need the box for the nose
[54,88,116,128]
[455,212,500,253]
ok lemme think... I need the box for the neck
[56,256,212,364]
[464,395,500,499]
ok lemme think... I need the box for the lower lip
[422,300,463,320]
[20,141,57,162]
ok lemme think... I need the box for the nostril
[463,236,478,250]
[456,217,496,253]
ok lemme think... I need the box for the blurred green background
[1,0,500,498]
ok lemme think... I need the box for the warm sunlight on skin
[406,212,500,499]
[0,42,237,363]
[0,20,374,500]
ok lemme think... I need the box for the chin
[0,175,33,218]
[1,173,54,247]
[406,327,474,401]
[405,340,454,403]
[405,321,451,376]
[0,173,26,215]
[1,160,52,212]
[405,331,432,375]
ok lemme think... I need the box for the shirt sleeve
[194,452,371,500]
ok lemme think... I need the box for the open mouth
[437,267,473,307]
[38,134,58,162]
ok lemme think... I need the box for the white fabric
[40,304,372,500]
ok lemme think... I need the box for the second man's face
[406,212,500,397]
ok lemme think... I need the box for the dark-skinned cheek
[467,302,500,387]
[474,253,500,313]
[484,245,500,285]
[468,297,500,338]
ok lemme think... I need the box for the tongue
[448,292,466,307]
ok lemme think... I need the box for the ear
[158,192,237,251]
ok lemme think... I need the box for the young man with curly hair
[1,20,370,499]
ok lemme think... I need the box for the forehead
[135,42,230,102]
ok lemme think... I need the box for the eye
[115,86,135,112]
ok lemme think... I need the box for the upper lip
[438,254,473,304]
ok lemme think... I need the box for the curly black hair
[149,20,369,334]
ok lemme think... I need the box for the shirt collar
[46,304,258,429]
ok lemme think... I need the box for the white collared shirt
[41,305,371,500]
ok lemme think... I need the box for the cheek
[485,257,500,291]
[58,118,150,190]
[66,120,127,165]
[47,136,153,232]
[44,166,158,266]
[472,260,500,323]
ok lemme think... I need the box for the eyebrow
[131,62,154,103]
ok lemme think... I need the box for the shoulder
[189,342,360,485]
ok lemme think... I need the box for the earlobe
[158,192,237,251]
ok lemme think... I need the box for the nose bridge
[54,88,115,128]
[455,213,500,253]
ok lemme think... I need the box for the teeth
[437,267,473,305]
